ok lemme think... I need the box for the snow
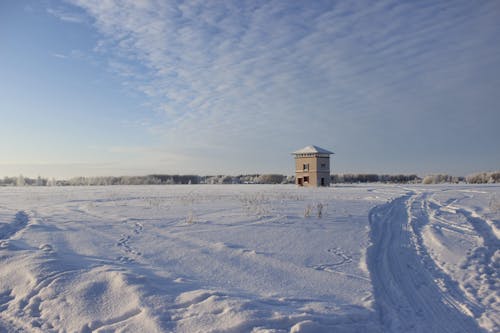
[0,184,498,332]
[292,145,334,155]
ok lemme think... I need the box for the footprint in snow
[39,244,55,253]
[117,255,135,264]
[134,222,144,234]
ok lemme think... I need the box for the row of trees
[421,174,464,184]
[2,172,499,186]
[0,175,57,187]
[0,174,293,186]
[465,171,500,184]
[331,174,421,184]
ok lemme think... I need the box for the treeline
[331,174,421,184]
[0,175,55,187]
[465,171,500,184]
[0,174,294,186]
[332,172,500,184]
[2,171,499,186]
[422,174,464,184]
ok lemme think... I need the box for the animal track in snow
[133,222,143,234]
[117,255,136,264]
[311,247,353,272]
[115,220,144,263]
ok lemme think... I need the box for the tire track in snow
[367,193,483,332]
[426,197,499,329]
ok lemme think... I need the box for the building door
[298,178,303,186]
[321,178,325,186]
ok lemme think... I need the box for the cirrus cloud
[59,0,500,173]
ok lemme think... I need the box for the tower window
[303,164,309,171]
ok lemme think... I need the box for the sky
[1,0,499,178]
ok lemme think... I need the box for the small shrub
[304,204,312,218]
[186,211,195,224]
[317,203,324,218]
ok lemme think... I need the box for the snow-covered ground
[0,184,498,332]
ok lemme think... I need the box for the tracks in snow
[0,211,30,251]
[0,211,29,241]
[426,195,499,330]
[367,192,483,332]
[310,247,353,273]
[116,219,144,263]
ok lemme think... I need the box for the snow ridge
[0,211,29,241]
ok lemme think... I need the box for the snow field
[0,184,498,332]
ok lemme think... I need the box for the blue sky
[1,0,499,178]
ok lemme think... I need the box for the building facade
[292,145,334,187]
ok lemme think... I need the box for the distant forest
[1,171,499,186]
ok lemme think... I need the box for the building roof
[292,145,334,155]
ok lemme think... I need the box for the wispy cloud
[51,53,68,59]
[60,0,500,172]
[47,6,87,23]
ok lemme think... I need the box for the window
[304,176,309,183]
[321,163,326,168]
[303,163,309,171]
